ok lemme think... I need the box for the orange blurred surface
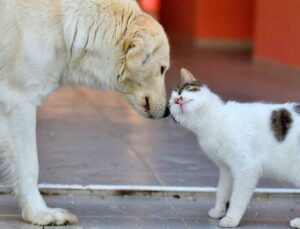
[156,0,300,68]
[197,0,254,40]
[160,0,254,40]
[139,0,160,18]
[139,0,160,12]
[254,0,300,67]
[160,0,197,37]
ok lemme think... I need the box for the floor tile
[168,195,300,227]
[184,219,289,229]
[0,195,20,216]
[45,217,187,229]
[44,196,176,219]
[0,217,41,229]
[0,194,298,228]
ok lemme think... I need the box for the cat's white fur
[169,69,300,228]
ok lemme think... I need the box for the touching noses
[174,96,183,104]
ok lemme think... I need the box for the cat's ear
[181,68,196,83]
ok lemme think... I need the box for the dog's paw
[208,207,226,219]
[219,216,240,228]
[290,218,300,229]
[22,207,78,226]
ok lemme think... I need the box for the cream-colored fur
[0,0,170,225]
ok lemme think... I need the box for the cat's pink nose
[174,97,182,104]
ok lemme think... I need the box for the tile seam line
[34,184,300,194]
[126,145,166,186]
[164,196,190,228]
[74,87,165,186]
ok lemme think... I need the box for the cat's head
[169,68,208,123]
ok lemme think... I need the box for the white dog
[0,0,170,225]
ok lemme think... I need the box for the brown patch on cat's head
[271,108,293,142]
[175,82,203,95]
[174,68,204,95]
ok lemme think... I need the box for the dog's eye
[160,66,166,75]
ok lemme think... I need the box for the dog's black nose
[163,107,170,118]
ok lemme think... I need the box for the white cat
[169,68,300,228]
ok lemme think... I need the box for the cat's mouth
[176,99,194,112]
[169,98,194,122]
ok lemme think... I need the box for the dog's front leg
[6,103,78,226]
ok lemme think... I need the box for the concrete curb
[36,184,300,198]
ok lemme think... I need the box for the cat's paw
[208,207,226,219]
[22,207,78,225]
[290,218,300,229]
[219,216,240,228]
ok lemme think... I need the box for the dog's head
[117,14,170,119]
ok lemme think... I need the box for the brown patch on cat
[294,104,300,114]
[271,108,293,142]
[176,81,203,95]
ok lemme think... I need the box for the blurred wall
[159,0,198,38]
[254,0,300,67]
[138,0,160,18]
[197,0,254,40]
[141,0,300,68]
[160,0,254,42]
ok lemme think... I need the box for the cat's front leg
[209,165,232,219]
[219,166,260,228]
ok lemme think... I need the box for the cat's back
[224,100,298,119]
[222,101,300,152]
[199,98,300,184]
[221,101,300,141]
[223,101,300,182]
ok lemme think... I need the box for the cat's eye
[160,66,166,75]
[189,87,200,92]
[185,85,200,92]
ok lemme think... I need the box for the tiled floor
[37,40,300,189]
[0,194,299,228]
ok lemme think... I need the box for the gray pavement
[0,194,298,228]
[36,43,300,189]
[38,86,218,187]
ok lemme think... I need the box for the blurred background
[137,0,300,103]
[140,0,300,68]
[37,0,300,189]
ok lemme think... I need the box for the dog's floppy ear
[124,37,149,71]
